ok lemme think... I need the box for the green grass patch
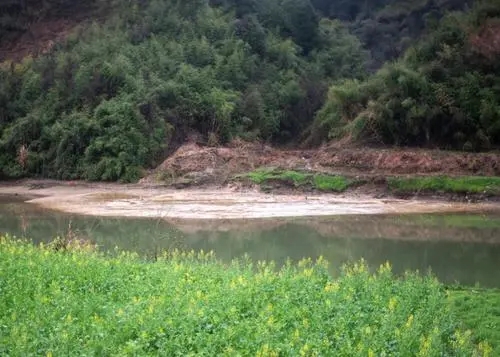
[388,176,500,195]
[0,236,491,356]
[243,168,311,186]
[449,287,500,356]
[313,174,350,192]
[241,168,351,192]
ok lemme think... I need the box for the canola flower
[0,236,490,356]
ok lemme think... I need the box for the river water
[1,196,500,287]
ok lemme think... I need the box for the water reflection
[1,199,500,287]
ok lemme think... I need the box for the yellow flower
[453,330,472,348]
[379,261,392,273]
[324,282,339,293]
[478,341,493,357]
[256,344,279,357]
[300,343,310,357]
[405,314,414,329]
[417,336,431,357]
[388,297,397,311]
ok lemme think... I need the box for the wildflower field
[0,236,494,356]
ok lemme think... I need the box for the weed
[388,176,500,194]
[314,175,350,192]
[448,287,500,356]
[241,168,351,192]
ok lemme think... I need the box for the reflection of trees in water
[1,204,500,287]
[19,213,29,236]
[185,222,500,287]
[0,205,187,258]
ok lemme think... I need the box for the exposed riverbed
[1,182,499,219]
[1,182,500,287]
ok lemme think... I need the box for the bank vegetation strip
[240,168,500,197]
[0,237,497,356]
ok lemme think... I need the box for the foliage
[242,169,500,195]
[312,0,472,68]
[312,0,500,151]
[388,176,500,194]
[0,236,489,356]
[0,0,369,181]
[313,174,350,191]
[241,168,351,192]
[448,287,500,356]
[1,0,499,181]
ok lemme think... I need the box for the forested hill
[0,0,498,182]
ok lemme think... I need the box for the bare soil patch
[1,141,500,218]
[1,183,497,220]
[0,19,79,62]
[141,140,500,195]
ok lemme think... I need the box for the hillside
[0,0,498,182]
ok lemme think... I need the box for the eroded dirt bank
[140,141,500,187]
[1,181,499,220]
[1,142,500,219]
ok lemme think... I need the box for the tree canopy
[0,0,498,181]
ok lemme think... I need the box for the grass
[0,236,493,356]
[388,176,500,195]
[448,287,500,356]
[243,169,500,197]
[241,168,351,192]
[313,175,350,192]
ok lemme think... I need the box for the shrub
[0,0,372,181]
[312,0,500,151]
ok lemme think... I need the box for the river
[1,195,500,288]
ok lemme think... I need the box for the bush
[312,0,500,151]
[0,0,368,181]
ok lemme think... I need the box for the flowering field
[0,236,491,356]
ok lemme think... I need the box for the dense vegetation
[0,0,369,181]
[0,0,499,181]
[449,287,500,354]
[312,0,500,150]
[0,236,494,356]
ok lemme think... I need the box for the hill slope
[0,0,498,182]
[310,0,500,151]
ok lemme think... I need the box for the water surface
[1,198,499,287]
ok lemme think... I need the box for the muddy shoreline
[1,179,499,220]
